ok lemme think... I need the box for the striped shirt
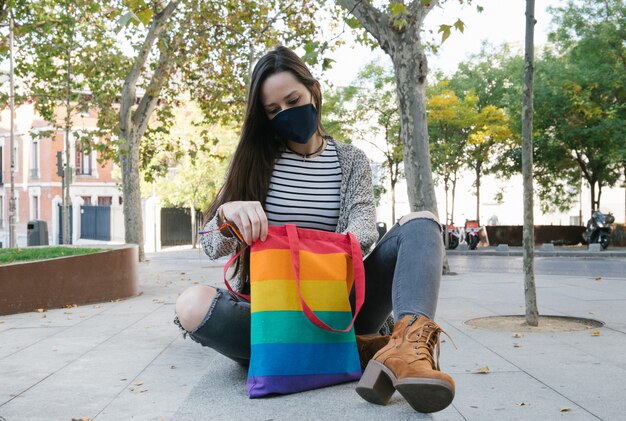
[265,139,342,231]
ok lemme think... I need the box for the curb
[446,249,626,258]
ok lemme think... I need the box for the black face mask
[270,104,318,144]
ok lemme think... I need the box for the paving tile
[452,371,599,421]
[173,354,465,421]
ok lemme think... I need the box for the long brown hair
[206,45,325,288]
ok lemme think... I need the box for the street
[447,255,626,278]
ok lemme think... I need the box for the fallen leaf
[591,331,601,336]
[560,407,571,412]
[120,378,127,381]
[594,276,602,281]
[41,314,47,318]
[517,402,529,406]
[512,332,523,338]
[192,281,199,284]
[180,272,186,275]
[513,343,521,348]
[474,366,490,374]
[37,308,47,313]
[63,304,78,308]
[0,321,5,324]
[71,418,90,421]
[133,381,144,386]
[130,387,148,393]
[170,365,176,369]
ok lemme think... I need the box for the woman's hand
[219,201,268,244]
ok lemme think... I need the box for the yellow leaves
[439,19,466,42]
[438,24,452,43]
[130,380,148,393]
[591,330,601,336]
[474,365,490,374]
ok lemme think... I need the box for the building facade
[0,103,121,247]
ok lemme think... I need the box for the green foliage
[427,78,512,222]
[150,107,238,211]
[323,61,403,218]
[534,0,626,213]
[0,247,104,264]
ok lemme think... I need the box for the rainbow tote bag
[242,224,365,398]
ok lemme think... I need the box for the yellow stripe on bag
[251,279,352,312]
[251,249,354,286]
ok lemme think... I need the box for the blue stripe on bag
[248,342,361,376]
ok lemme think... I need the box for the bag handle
[200,222,251,301]
[285,224,365,333]
[223,246,250,301]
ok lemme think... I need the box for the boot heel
[355,361,396,405]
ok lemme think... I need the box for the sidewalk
[1,247,625,420]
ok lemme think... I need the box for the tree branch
[407,0,439,25]
[132,30,180,139]
[120,0,180,137]
[337,0,390,44]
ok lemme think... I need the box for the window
[75,142,92,175]
[30,195,39,220]
[98,196,112,206]
[0,195,4,228]
[81,196,92,205]
[30,140,39,178]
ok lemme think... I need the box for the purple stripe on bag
[248,370,363,398]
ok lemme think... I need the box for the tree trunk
[191,201,197,249]
[522,0,539,326]
[391,179,397,224]
[475,165,481,223]
[337,0,439,217]
[590,181,596,213]
[451,174,457,225]
[391,44,439,216]
[118,1,181,262]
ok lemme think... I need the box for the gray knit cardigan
[199,140,378,288]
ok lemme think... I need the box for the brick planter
[0,245,140,316]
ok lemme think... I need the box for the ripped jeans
[174,215,443,365]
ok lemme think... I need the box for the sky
[324,0,563,87]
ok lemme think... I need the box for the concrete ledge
[541,243,555,251]
[0,245,140,315]
[588,243,602,252]
[496,244,509,251]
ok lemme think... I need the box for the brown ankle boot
[356,335,390,369]
[356,314,455,413]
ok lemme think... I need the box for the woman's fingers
[221,201,268,244]
[255,202,269,242]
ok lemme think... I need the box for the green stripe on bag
[251,311,355,345]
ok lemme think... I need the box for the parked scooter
[465,220,481,250]
[444,223,462,250]
[582,210,615,250]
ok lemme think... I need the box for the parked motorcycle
[444,223,462,250]
[582,210,615,250]
[465,220,481,250]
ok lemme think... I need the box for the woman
[174,46,454,413]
